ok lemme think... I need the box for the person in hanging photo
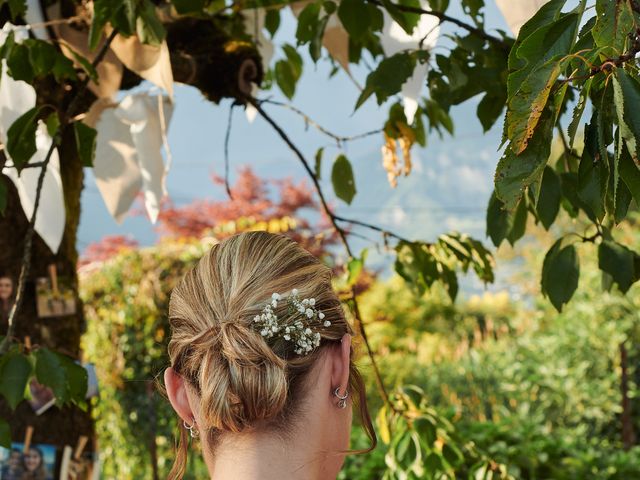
[0,273,14,322]
[163,231,376,480]
[0,448,24,480]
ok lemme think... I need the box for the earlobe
[164,367,195,424]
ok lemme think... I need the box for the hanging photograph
[0,443,57,480]
[35,277,77,318]
[28,379,57,416]
[59,445,99,480]
[0,273,15,322]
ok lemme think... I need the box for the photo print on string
[35,265,77,319]
[0,443,57,480]
[59,436,100,480]
[28,364,99,416]
[0,271,15,322]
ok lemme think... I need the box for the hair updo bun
[166,231,376,480]
[201,321,288,433]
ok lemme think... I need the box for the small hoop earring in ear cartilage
[183,419,199,438]
[334,387,349,409]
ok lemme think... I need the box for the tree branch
[224,101,236,200]
[0,29,119,355]
[365,0,511,51]
[244,95,401,413]
[561,34,640,84]
[260,99,382,147]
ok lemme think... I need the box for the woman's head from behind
[164,232,374,479]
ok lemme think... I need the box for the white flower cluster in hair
[252,289,331,355]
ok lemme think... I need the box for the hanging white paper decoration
[495,0,550,35]
[91,93,174,224]
[381,3,440,124]
[0,23,66,254]
[243,8,275,123]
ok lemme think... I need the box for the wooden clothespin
[48,264,60,298]
[74,435,88,460]
[22,425,34,453]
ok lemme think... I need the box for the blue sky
[78,2,511,276]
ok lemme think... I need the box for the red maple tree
[81,167,340,265]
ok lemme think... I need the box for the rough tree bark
[0,1,261,467]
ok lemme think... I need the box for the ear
[164,367,195,425]
[331,334,351,397]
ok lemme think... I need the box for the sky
[77,2,513,290]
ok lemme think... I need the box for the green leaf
[507,195,527,245]
[6,0,26,19]
[6,107,42,171]
[45,112,60,138]
[0,418,10,448]
[338,0,371,41]
[495,109,555,209]
[613,69,640,163]
[477,92,506,133]
[619,143,640,206]
[296,2,322,44]
[314,147,323,180]
[137,0,166,45]
[89,0,112,51]
[614,177,632,223]
[536,166,561,229]
[331,154,356,204]
[274,45,303,99]
[0,352,32,410]
[275,61,296,99]
[52,54,77,82]
[507,59,563,154]
[598,240,638,293]
[283,44,303,78]
[264,8,281,37]
[381,0,420,35]
[347,249,368,286]
[74,122,98,168]
[35,348,88,405]
[568,78,591,148]
[356,52,416,109]
[486,191,510,247]
[64,45,99,82]
[172,0,206,14]
[395,241,437,296]
[508,10,579,103]
[0,175,8,216]
[577,119,608,221]
[309,13,330,62]
[592,0,635,54]
[26,40,56,78]
[6,43,35,83]
[541,238,580,312]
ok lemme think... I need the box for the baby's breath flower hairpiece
[252,289,330,355]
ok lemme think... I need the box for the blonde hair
[166,231,376,479]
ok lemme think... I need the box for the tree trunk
[0,127,94,454]
[0,2,261,468]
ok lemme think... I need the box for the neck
[203,420,339,480]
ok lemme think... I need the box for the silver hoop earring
[183,419,199,438]
[333,387,349,409]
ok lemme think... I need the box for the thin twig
[0,29,119,355]
[260,99,382,147]
[246,95,400,413]
[224,102,235,200]
[366,0,511,51]
[334,214,415,244]
[560,34,640,84]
